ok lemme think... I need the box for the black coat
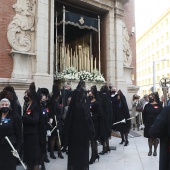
[0,112,22,170]
[142,103,163,138]
[51,100,63,135]
[22,103,40,135]
[22,102,41,166]
[114,100,131,134]
[90,101,102,140]
[149,106,170,170]
[0,112,22,150]
[99,93,113,139]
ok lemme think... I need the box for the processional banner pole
[98,15,101,72]
[63,6,66,70]
[55,11,58,72]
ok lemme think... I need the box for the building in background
[0,0,137,107]
[136,8,170,97]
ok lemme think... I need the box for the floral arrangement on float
[54,67,106,83]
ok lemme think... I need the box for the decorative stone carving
[122,22,132,67]
[7,0,36,52]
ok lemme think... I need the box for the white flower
[54,67,105,82]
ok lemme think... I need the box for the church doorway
[54,1,107,77]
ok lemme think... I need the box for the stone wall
[0,0,16,78]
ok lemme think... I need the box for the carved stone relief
[122,22,132,67]
[7,0,36,52]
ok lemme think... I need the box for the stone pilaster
[114,0,126,89]
[33,0,54,91]
[7,0,37,80]
[105,9,116,84]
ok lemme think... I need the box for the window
[161,35,164,42]
[162,62,165,69]
[161,49,164,56]
[166,32,169,40]
[166,18,169,25]
[166,46,169,53]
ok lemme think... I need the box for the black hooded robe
[149,106,170,170]
[65,89,94,170]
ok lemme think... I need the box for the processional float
[56,6,101,73]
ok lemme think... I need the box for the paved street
[17,130,159,170]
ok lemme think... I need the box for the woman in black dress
[0,98,22,170]
[65,80,95,170]
[142,92,163,156]
[98,85,112,155]
[49,84,64,159]
[113,90,131,146]
[88,86,102,164]
[22,83,42,170]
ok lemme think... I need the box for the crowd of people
[0,80,169,170]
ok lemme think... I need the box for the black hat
[52,84,60,97]
[91,85,98,99]
[40,88,49,97]
[77,80,85,89]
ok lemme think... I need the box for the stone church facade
[0,0,137,107]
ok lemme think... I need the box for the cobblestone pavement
[17,130,159,170]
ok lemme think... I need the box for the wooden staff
[54,115,61,146]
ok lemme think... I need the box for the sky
[135,0,170,38]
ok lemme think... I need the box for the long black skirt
[0,143,16,170]
[23,134,41,167]
[67,141,89,170]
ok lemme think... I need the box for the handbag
[136,103,143,112]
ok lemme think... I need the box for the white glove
[49,118,53,124]
[12,150,19,158]
[47,130,51,137]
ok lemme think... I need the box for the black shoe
[44,157,50,163]
[148,151,152,156]
[107,147,111,153]
[58,153,64,159]
[50,152,56,159]
[95,154,100,162]
[61,147,67,152]
[41,164,46,170]
[119,140,125,144]
[98,150,107,155]
[89,154,100,164]
[124,141,129,146]
[89,156,95,164]
[153,151,157,156]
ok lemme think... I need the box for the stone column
[105,8,116,84]
[114,0,126,89]
[33,0,54,90]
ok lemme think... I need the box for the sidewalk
[17,130,159,170]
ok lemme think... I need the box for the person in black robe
[3,86,22,118]
[49,84,64,159]
[98,85,112,155]
[88,85,102,164]
[142,92,163,156]
[149,106,170,170]
[110,87,118,131]
[37,88,52,170]
[113,90,131,146]
[22,83,42,170]
[0,98,22,170]
[64,80,95,170]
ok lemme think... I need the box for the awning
[57,11,98,32]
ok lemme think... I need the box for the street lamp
[153,58,167,92]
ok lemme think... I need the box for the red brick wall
[123,0,136,85]
[0,0,16,78]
